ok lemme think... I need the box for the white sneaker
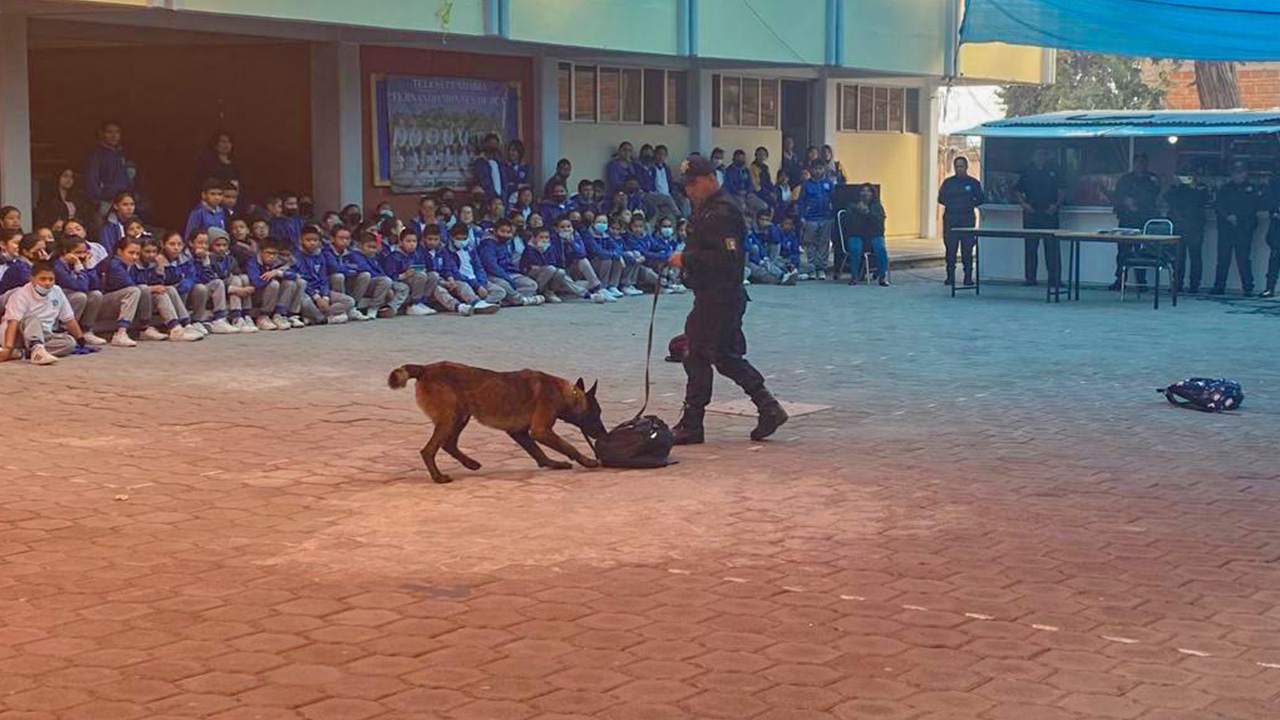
[621,286,643,297]
[82,331,108,346]
[363,309,379,321]
[254,316,274,331]
[781,270,799,285]
[742,279,752,286]
[28,345,58,365]
[674,284,687,294]
[602,290,619,302]
[328,313,349,325]
[457,303,474,316]
[543,293,562,304]
[209,318,237,334]
[272,315,291,331]
[189,322,209,337]
[590,292,608,304]
[472,300,499,315]
[348,309,368,322]
[797,273,811,281]
[662,287,676,294]
[606,287,624,298]
[406,303,435,317]
[236,317,258,333]
[816,270,828,281]
[288,316,305,328]
[170,326,201,342]
[110,328,137,347]
[141,327,168,341]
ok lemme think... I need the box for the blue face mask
[660,227,674,238]
[594,221,609,234]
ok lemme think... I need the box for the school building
[0,0,1049,240]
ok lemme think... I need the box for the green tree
[999,51,1164,117]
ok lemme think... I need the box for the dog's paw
[460,458,482,471]
[431,474,454,484]
[578,457,600,469]
[542,460,573,471]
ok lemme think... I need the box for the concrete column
[811,72,837,153]
[310,42,362,213]
[919,84,941,239]
[690,66,713,155]
[535,53,560,186]
[0,15,32,221]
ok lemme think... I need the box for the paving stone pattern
[3,269,1280,719]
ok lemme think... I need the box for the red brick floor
[3,275,1280,718]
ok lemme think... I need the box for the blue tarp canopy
[957,110,1280,138]
[961,0,1280,61]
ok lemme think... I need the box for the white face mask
[452,239,469,250]
[593,221,609,234]
[33,284,53,297]
[660,227,674,238]
[557,229,574,240]
[533,241,550,252]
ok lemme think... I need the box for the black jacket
[845,201,887,238]
[684,189,747,293]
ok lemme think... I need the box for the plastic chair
[834,209,889,283]
[1119,218,1175,309]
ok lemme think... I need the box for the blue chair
[1119,218,1175,309]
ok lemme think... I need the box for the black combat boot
[673,405,705,445]
[750,392,789,441]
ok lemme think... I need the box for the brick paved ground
[4,269,1280,720]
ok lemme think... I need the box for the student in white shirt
[0,260,91,365]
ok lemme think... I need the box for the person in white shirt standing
[0,260,92,365]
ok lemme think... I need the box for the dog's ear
[587,380,598,398]
[574,378,586,392]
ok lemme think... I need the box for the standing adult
[1014,148,1064,287]
[196,131,240,187]
[1264,168,1280,298]
[1111,153,1161,289]
[84,120,134,216]
[1211,160,1262,296]
[471,133,505,202]
[937,156,985,286]
[34,168,90,229]
[1163,170,1212,294]
[669,156,787,446]
[780,135,803,187]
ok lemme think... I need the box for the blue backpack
[1160,378,1243,412]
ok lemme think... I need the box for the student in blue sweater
[157,231,210,338]
[725,149,768,217]
[266,193,303,251]
[96,237,154,341]
[477,219,542,307]
[443,223,503,312]
[183,178,227,241]
[651,215,686,293]
[182,230,239,334]
[0,233,47,301]
[795,158,837,279]
[381,227,438,317]
[622,214,661,293]
[552,215,611,302]
[204,228,257,333]
[140,236,202,342]
[520,226,599,304]
[584,214,625,298]
[353,231,407,318]
[504,139,532,204]
[243,236,301,332]
[776,215,804,278]
[294,225,355,325]
[323,225,377,321]
[98,191,138,256]
[744,209,792,285]
[52,235,108,346]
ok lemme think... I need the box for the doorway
[781,80,811,154]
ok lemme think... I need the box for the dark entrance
[781,80,811,153]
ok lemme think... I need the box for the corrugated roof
[957,110,1280,138]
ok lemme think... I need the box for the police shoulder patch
[723,237,738,251]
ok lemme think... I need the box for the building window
[713,74,779,129]
[558,65,686,126]
[838,84,921,134]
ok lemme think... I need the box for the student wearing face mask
[552,215,612,302]
[477,219,543,307]
[0,233,50,301]
[538,183,571,227]
[725,150,768,217]
[442,223,503,313]
[520,226,599,304]
[0,260,95,365]
[584,214,625,298]
[651,215,686,293]
[635,144,681,220]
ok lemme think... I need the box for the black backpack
[594,292,675,469]
[1159,377,1243,413]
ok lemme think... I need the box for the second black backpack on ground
[593,415,675,469]
[1160,377,1244,412]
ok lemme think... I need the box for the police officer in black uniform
[1014,148,1064,287]
[1111,153,1162,288]
[1211,160,1262,296]
[937,156,985,286]
[670,156,787,446]
[1162,169,1212,294]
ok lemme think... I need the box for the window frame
[837,83,921,135]
[559,64,688,127]
[714,74,780,130]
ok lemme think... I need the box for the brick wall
[1156,63,1280,110]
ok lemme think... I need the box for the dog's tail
[388,364,427,390]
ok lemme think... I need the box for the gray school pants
[432,279,479,312]
[253,278,300,317]
[527,265,584,297]
[748,260,783,285]
[227,275,251,317]
[489,274,539,305]
[17,316,76,357]
[399,270,439,306]
[99,287,143,329]
[300,290,356,322]
[329,272,372,306]
[187,280,228,322]
[592,257,624,288]
[66,290,103,330]
[801,218,832,271]
[149,286,189,327]
[568,258,601,290]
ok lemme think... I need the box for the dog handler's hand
[668,250,683,268]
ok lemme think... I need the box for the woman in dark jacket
[844,183,889,286]
[34,167,91,229]
[195,131,241,199]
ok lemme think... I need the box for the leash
[634,287,660,420]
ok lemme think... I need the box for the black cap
[680,155,717,184]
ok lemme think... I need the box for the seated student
[552,215,611,302]
[749,146,776,209]
[744,209,793,286]
[52,235,108,346]
[544,158,573,199]
[266,192,302,251]
[351,230,405,319]
[504,139,533,204]
[0,260,95,365]
[0,229,22,280]
[97,236,156,341]
[521,226,599,304]
[0,233,49,302]
[294,225,356,325]
[183,230,239,334]
[584,213,625,298]
[220,181,240,227]
[443,223,503,313]
[843,183,890,287]
[184,178,226,240]
[725,149,768,217]
[203,227,257,332]
[99,191,138,256]
[157,230,216,338]
[622,179,646,213]
[622,213,662,293]
[140,235,202,342]
[409,195,438,240]
[380,227,438,317]
[771,168,796,219]
[421,226,483,316]
[511,188,536,223]
[651,215,686,293]
[435,204,456,236]
[776,214,805,279]
[610,213,646,296]
[59,220,106,270]
[323,225,374,322]
[653,145,689,218]
[243,236,302,331]
[538,182,571,227]
[569,179,599,216]
[242,218,268,264]
[339,203,363,230]
[479,197,505,233]
[477,218,542,307]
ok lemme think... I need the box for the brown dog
[388,361,607,483]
